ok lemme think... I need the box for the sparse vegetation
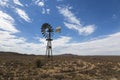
[0,52,120,80]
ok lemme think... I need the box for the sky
[0,0,120,55]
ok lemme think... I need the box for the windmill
[41,23,61,58]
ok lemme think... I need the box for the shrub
[35,58,45,68]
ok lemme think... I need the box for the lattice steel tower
[41,23,61,58]
[41,23,54,58]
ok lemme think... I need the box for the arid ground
[0,52,120,80]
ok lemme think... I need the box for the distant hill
[0,52,78,56]
[0,51,29,56]
[54,53,79,58]
[61,53,77,56]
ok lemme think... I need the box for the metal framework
[41,23,53,58]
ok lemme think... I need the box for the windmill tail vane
[55,26,61,33]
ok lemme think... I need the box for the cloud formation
[15,8,31,22]
[53,32,120,55]
[1,30,120,55]
[13,0,24,7]
[34,0,45,7]
[57,6,95,36]
[0,0,11,8]
[0,11,19,33]
[33,0,50,14]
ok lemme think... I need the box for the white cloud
[0,32,26,53]
[0,32,46,54]
[53,32,120,55]
[0,0,48,54]
[0,31,120,55]
[33,0,50,14]
[0,0,9,7]
[53,36,71,47]
[41,8,45,14]
[15,8,31,22]
[0,0,23,8]
[57,6,95,36]
[13,0,24,7]
[0,11,19,33]
[79,25,95,35]
[34,0,45,7]
[41,8,50,14]
[38,1,44,7]
[58,6,80,25]
[46,8,50,14]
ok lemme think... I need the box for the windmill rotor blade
[45,35,48,38]
[41,23,54,39]
[43,33,46,37]
[43,34,45,37]
[42,32,44,34]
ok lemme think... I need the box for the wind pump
[41,23,61,58]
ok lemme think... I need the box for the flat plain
[0,52,120,80]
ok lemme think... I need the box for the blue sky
[0,0,120,55]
